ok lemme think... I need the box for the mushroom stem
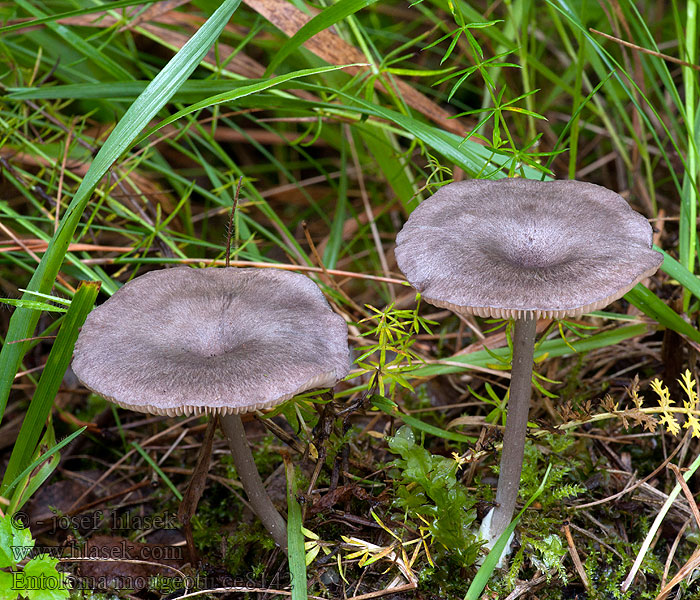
[489,314,537,541]
[220,413,288,552]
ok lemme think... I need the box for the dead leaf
[243,0,470,135]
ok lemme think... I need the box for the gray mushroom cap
[72,267,350,416]
[395,179,664,319]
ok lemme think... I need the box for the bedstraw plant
[355,295,436,400]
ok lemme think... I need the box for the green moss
[191,488,276,576]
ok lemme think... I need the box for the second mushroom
[72,266,350,552]
[395,178,663,549]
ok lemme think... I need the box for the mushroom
[72,266,350,551]
[394,178,663,547]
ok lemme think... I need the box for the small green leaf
[305,543,320,566]
[372,395,475,443]
[387,426,479,564]
[0,570,18,600]
[0,514,34,569]
[23,556,70,600]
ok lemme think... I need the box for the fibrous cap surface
[395,179,663,319]
[72,267,350,416]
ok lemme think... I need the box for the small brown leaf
[243,0,471,135]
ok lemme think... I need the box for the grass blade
[1,427,87,502]
[622,448,700,591]
[625,284,700,343]
[679,0,699,311]
[12,0,135,81]
[265,0,379,76]
[0,281,100,498]
[371,395,475,443]
[0,0,159,35]
[131,442,183,501]
[465,464,553,600]
[412,324,650,378]
[132,64,360,146]
[284,453,308,600]
[657,244,700,301]
[8,418,59,513]
[297,84,548,178]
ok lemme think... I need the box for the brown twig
[589,28,700,70]
[668,463,700,528]
[77,257,408,286]
[655,547,700,600]
[661,517,692,589]
[344,124,394,300]
[562,521,590,592]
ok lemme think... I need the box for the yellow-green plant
[598,369,700,437]
[650,370,699,436]
[355,296,436,399]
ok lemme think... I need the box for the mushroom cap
[72,267,350,416]
[395,179,663,319]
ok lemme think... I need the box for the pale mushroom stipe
[72,266,351,551]
[395,178,664,552]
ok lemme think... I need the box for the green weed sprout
[0,513,70,600]
[423,7,551,177]
[355,295,436,399]
[386,426,480,567]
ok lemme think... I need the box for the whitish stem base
[477,507,515,568]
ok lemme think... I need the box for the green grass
[1,1,699,598]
